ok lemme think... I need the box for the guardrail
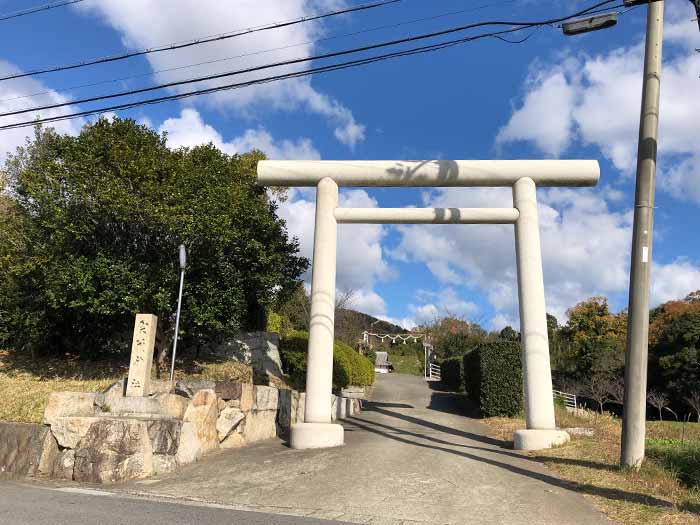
[553,389,577,410]
[427,363,441,382]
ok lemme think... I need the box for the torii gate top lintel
[257,159,600,188]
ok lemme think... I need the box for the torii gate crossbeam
[257,159,599,452]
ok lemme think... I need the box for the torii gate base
[258,160,599,451]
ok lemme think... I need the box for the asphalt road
[105,374,608,524]
[0,482,347,524]
[2,375,609,524]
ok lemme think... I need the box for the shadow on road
[356,377,680,513]
[347,412,676,512]
[363,401,505,448]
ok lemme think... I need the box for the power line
[0,1,622,131]
[0,0,517,104]
[0,0,624,132]
[0,25,537,131]
[0,0,87,22]
[0,0,402,82]
[0,0,621,119]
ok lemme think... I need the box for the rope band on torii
[362,331,426,344]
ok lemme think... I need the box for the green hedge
[279,330,374,391]
[462,341,523,417]
[462,349,480,405]
[440,357,463,390]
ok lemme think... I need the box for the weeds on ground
[482,407,700,524]
[0,348,253,423]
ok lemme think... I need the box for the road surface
[1,374,608,524]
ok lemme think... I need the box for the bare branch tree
[686,392,700,423]
[335,287,357,310]
[583,373,615,414]
[608,377,625,406]
[647,390,670,421]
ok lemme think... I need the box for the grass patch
[482,408,700,524]
[389,353,424,376]
[647,438,700,489]
[0,348,253,424]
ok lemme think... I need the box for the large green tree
[0,119,307,364]
[652,311,700,407]
[559,297,626,380]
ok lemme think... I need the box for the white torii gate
[258,159,600,451]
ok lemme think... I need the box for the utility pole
[621,0,665,469]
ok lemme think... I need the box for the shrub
[279,331,374,391]
[266,311,293,338]
[463,341,523,417]
[440,357,463,390]
[366,349,377,368]
[279,330,310,388]
[462,350,480,404]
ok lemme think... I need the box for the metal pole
[169,245,187,383]
[424,343,427,379]
[621,0,664,469]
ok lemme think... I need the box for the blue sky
[0,0,698,329]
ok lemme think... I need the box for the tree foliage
[0,120,307,362]
[558,297,626,380]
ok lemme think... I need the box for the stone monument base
[290,422,344,450]
[513,429,570,451]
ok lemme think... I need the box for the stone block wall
[2,380,364,484]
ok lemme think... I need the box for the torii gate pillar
[289,177,344,449]
[512,178,569,449]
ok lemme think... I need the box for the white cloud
[276,186,395,321]
[496,10,700,201]
[159,108,320,159]
[374,315,417,331]
[407,303,439,326]
[393,185,700,325]
[0,60,83,165]
[652,259,700,305]
[349,289,387,318]
[410,288,479,322]
[663,154,700,203]
[496,69,576,157]
[75,0,365,147]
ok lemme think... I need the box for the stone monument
[126,314,157,397]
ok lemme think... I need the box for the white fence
[553,389,577,410]
[427,363,441,382]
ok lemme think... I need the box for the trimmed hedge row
[279,330,374,391]
[462,341,523,417]
[440,357,463,390]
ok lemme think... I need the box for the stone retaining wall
[0,423,55,479]
[1,380,363,484]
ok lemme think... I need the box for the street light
[169,244,187,383]
[562,13,619,35]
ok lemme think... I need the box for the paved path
[104,373,608,524]
[0,481,345,524]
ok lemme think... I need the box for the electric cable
[0,0,623,131]
[0,0,517,104]
[0,0,403,82]
[0,0,87,22]
[0,0,621,118]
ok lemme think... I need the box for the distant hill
[334,308,407,348]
